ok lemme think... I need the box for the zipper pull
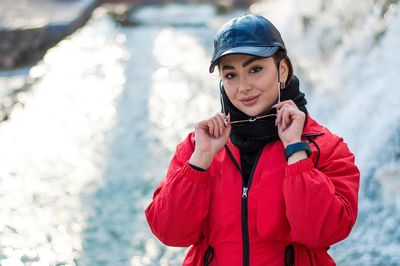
[242,187,248,198]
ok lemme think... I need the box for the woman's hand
[189,113,231,170]
[274,100,306,148]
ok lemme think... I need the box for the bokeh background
[0,0,399,265]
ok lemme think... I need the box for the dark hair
[272,49,293,84]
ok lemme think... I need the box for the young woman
[145,14,360,266]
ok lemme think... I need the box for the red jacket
[145,116,360,265]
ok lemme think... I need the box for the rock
[0,0,99,70]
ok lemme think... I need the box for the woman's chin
[241,107,270,117]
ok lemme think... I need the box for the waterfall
[252,0,400,263]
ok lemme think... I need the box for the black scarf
[221,76,307,182]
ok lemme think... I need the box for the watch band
[284,141,311,161]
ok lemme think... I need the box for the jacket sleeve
[145,132,211,247]
[283,132,360,248]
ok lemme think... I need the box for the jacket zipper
[225,145,263,266]
[224,133,322,265]
[241,191,250,266]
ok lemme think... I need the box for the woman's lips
[240,95,260,106]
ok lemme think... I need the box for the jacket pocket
[256,169,291,240]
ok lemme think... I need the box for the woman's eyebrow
[242,57,262,67]
[221,57,262,71]
[221,65,235,71]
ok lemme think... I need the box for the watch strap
[284,141,311,161]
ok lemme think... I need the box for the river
[0,1,399,265]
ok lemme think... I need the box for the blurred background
[0,0,399,265]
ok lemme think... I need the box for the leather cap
[209,14,286,73]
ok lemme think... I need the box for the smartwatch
[284,141,311,161]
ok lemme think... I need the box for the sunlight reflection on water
[0,3,242,262]
[0,8,127,265]
[149,27,219,152]
[10,4,225,265]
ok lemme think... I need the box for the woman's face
[219,54,285,117]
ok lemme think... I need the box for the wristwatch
[284,141,311,161]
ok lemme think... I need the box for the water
[0,1,399,265]
[312,5,400,266]
[252,1,400,264]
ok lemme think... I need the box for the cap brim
[209,46,280,73]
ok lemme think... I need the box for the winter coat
[145,115,360,266]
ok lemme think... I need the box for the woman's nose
[238,76,251,93]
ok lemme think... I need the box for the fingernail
[223,119,228,126]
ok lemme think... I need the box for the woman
[145,14,360,266]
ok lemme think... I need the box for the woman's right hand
[189,113,231,170]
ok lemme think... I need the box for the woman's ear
[279,59,289,83]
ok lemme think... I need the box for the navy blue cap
[209,14,286,73]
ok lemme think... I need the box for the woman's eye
[250,66,263,73]
[225,73,236,79]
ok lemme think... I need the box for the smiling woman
[145,14,360,266]
[219,55,283,117]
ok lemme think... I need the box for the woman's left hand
[273,100,306,147]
